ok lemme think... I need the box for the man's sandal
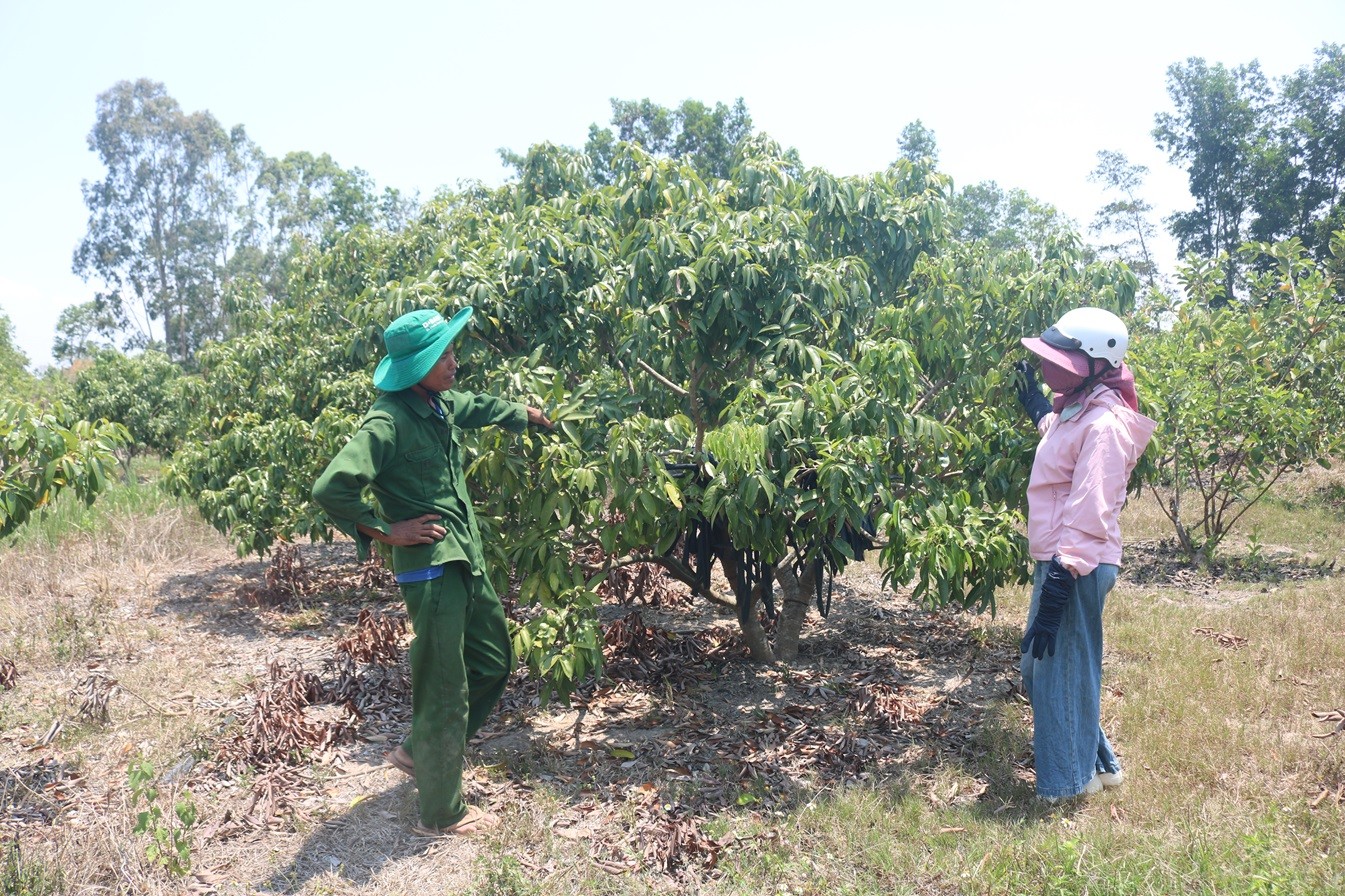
[410,805,499,837]
[385,744,415,778]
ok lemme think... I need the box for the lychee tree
[167,137,1139,699]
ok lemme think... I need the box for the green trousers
[400,562,513,828]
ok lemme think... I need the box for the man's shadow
[254,775,442,892]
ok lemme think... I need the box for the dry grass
[2,471,1344,895]
[0,481,239,895]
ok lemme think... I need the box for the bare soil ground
[0,523,1337,894]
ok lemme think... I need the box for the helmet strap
[1059,356,1107,405]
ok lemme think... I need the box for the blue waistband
[395,563,446,584]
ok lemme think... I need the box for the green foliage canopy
[1153,44,1345,294]
[71,79,411,366]
[73,349,184,472]
[167,134,1138,698]
[1130,234,1345,562]
[0,400,128,539]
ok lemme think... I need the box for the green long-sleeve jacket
[311,388,528,574]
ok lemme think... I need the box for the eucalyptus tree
[1089,150,1162,292]
[948,181,1080,260]
[579,97,758,185]
[1270,43,1345,264]
[72,79,252,363]
[1153,58,1272,304]
[897,119,939,164]
[73,80,416,363]
[233,150,417,300]
[52,302,117,366]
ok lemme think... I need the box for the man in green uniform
[312,306,551,836]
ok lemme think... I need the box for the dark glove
[1014,360,1052,427]
[1020,557,1075,660]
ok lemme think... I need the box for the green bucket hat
[372,306,474,392]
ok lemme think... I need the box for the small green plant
[1240,826,1307,896]
[127,759,197,876]
[0,399,128,539]
[1040,838,1085,896]
[1246,528,1265,565]
[1,838,63,896]
[1133,238,1345,564]
[477,856,539,896]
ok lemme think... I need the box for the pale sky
[1,0,1340,369]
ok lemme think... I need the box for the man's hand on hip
[379,514,447,546]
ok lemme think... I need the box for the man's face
[418,345,457,392]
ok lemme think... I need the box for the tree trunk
[717,547,774,662]
[119,448,137,485]
[772,561,817,664]
[738,593,774,663]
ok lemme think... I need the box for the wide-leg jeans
[1021,561,1122,799]
[400,562,513,828]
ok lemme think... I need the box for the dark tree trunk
[772,561,816,663]
[716,547,774,662]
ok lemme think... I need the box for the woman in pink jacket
[1015,307,1156,801]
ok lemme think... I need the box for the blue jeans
[1021,562,1121,799]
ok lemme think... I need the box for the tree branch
[634,358,689,398]
[912,377,953,416]
[580,549,734,607]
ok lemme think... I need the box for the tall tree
[579,97,757,184]
[51,301,117,366]
[897,119,939,164]
[1270,43,1345,261]
[1089,150,1161,291]
[72,79,251,363]
[1152,58,1271,303]
[233,150,415,298]
[949,181,1079,259]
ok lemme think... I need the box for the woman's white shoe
[1039,774,1104,803]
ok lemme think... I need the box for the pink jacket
[1027,385,1157,576]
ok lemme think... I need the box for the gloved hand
[1020,557,1075,660]
[1014,360,1052,427]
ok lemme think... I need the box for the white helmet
[1031,307,1128,370]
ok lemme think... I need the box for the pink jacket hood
[1026,384,1157,575]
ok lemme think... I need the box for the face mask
[1040,358,1086,396]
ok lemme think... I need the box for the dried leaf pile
[166,546,1011,880]
[238,544,394,606]
[0,758,83,835]
[69,665,119,722]
[601,611,742,685]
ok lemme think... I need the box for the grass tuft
[0,839,63,896]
